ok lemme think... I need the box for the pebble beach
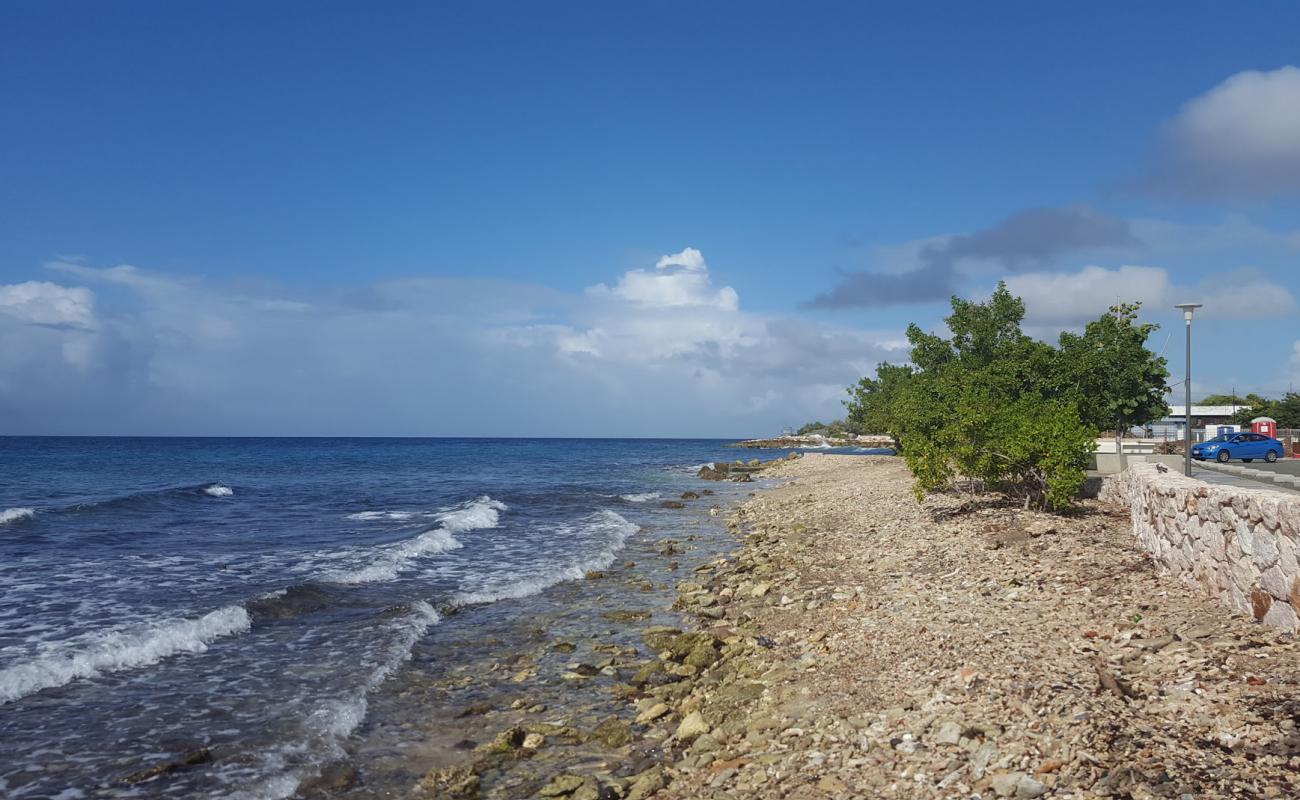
[488,453,1300,799]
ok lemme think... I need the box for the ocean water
[0,437,889,798]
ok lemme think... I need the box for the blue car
[1191,432,1285,463]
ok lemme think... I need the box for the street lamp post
[1175,303,1203,476]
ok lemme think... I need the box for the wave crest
[619,492,660,503]
[204,484,234,497]
[0,507,35,525]
[0,606,252,704]
[326,496,505,585]
[452,510,638,606]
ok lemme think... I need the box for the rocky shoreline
[732,435,895,450]
[401,453,1299,799]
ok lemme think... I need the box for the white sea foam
[346,510,417,521]
[0,507,35,525]
[204,484,235,497]
[452,510,639,606]
[0,605,251,704]
[620,492,661,503]
[229,601,440,800]
[326,496,505,585]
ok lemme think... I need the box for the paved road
[1191,458,1300,496]
[1224,458,1300,477]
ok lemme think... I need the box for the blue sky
[2,2,1299,435]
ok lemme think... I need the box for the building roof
[1166,405,1251,417]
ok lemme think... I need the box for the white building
[1150,404,1251,442]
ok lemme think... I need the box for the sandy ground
[638,454,1300,799]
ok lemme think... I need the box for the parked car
[1191,432,1285,463]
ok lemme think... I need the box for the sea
[0,437,891,799]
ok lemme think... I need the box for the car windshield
[1204,435,1232,443]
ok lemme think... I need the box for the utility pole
[1175,303,1203,477]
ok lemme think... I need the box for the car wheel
[1217,450,1231,463]
[1266,450,1279,463]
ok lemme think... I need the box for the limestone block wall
[1101,463,1300,631]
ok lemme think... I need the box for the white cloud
[588,246,740,311]
[0,281,97,328]
[655,246,706,271]
[1152,65,1300,197]
[1005,266,1172,325]
[1130,214,1300,254]
[1005,265,1296,325]
[0,251,905,436]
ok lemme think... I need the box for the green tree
[1268,393,1300,428]
[1226,393,1297,428]
[867,282,1098,509]
[844,362,914,438]
[844,283,1175,508]
[1055,302,1170,436]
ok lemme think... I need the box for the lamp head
[1174,302,1203,323]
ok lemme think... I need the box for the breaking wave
[229,601,440,800]
[0,606,252,704]
[619,492,661,503]
[326,496,506,585]
[346,510,418,521]
[0,507,35,525]
[452,510,638,606]
[204,484,234,497]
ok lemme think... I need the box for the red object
[1251,416,1277,438]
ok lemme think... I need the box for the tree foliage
[1054,302,1170,435]
[795,419,859,437]
[845,283,1169,510]
[1229,393,1300,428]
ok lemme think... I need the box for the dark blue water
[0,438,892,798]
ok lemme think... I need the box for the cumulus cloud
[0,281,97,328]
[1004,266,1171,325]
[589,246,739,311]
[806,206,1137,309]
[0,251,905,436]
[655,246,707,271]
[1003,265,1296,325]
[1145,66,1300,198]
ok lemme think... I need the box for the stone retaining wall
[1101,462,1300,631]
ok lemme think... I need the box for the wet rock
[625,766,667,800]
[593,716,634,747]
[478,725,526,753]
[121,747,213,784]
[540,773,592,797]
[584,570,605,580]
[522,732,545,750]
[683,640,721,669]
[418,764,480,798]
[629,660,677,688]
[636,702,670,723]
[681,491,700,500]
[641,627,684,652]
[661,501,686,509]
[603,610,652,623]
[522,723,585,744]
[300,763,359,792]
[457,700,494,718]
